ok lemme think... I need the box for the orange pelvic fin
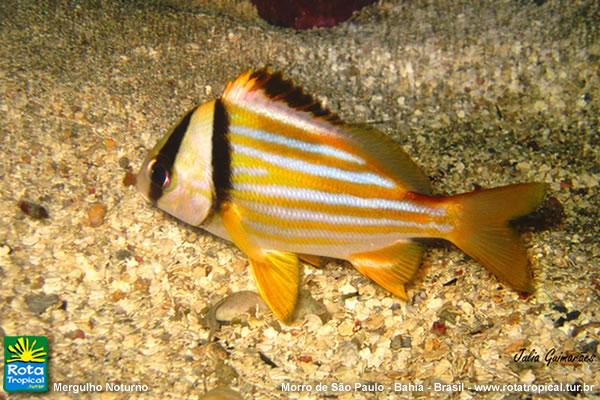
[220,202,300,321]
[250,251,300,322]
[350,241,424,300]
[444,182,546,293]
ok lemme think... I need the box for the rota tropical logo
[3,336,48,392]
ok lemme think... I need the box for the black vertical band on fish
[149,107,196,202]
[211,99,232,211]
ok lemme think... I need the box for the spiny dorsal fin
[223,69,431,195]
[222,68,340,123]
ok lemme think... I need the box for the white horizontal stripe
[245,221,450,242]
[239,200,451,232]
[230,125,364,164]
[246,220,400,240]
[235,184,446,217]
[232,143,395,188]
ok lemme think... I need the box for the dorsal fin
[222,69,431,195]
[222,68,341,124]
[343,123,432,195]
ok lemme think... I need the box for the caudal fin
[445,183,546,293]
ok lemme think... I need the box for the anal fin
[298,254,323,268]
[349,241,424,301]
[250,251,300,322]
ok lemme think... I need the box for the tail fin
[445,183,546,293]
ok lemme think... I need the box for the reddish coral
[251,0,377,29]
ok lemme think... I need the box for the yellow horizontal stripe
[239,206,397,232]
[245,225,357,246]
[235,201,439,232]
[223,100,448,247]
[224,100,420,196]
[226,102,389,176]
[226,103,343,147]
[232,195,439,228]
[232,155,399,200]
[229,134,368,174]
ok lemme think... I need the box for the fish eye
[148,159,171,189]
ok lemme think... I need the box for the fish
[136,68,546,321]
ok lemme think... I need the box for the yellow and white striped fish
[137,69,546,321]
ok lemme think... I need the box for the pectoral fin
[220,202,265,261]
[220,202,300,321]
[350,241,424,300]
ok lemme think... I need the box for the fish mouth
[134,166,152,203]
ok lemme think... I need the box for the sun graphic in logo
[7,337,47,363]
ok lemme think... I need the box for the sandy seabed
[0,1,598,399]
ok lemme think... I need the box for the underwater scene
[1,0,598,398]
